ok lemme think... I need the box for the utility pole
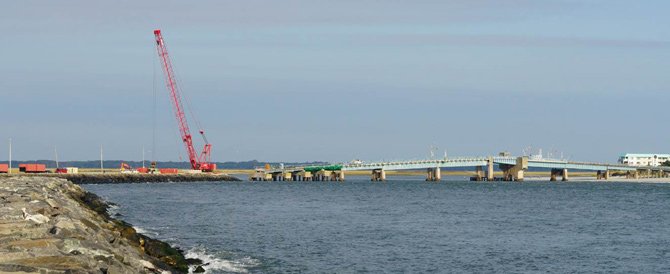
[142,146,145,168]
[8,139,11,174]
[54,146,59,169]
[100,146,104,173]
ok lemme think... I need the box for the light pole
[100,146,104,173]
[8,139,11,174]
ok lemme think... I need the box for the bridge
[249,155,670,182]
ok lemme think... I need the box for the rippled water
[83,176,670,273]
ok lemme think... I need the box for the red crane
[154,30,215,172]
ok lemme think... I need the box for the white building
[618,154,670,167]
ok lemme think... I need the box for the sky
[1,0,669,163]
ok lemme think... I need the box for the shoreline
[0,177,204,273]
[0,173,241,184]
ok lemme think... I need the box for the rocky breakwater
[53,173,240,184]
[0,177,202,273]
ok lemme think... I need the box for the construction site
[2,30,221,178]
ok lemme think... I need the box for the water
[83,176,670,273]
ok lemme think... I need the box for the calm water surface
[83,176,670,273]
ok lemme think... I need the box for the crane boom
[154,30,214,171]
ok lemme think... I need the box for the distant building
[618,154,670,167]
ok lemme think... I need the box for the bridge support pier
[550,169,558,181]
[334,171,344,181]
[372,169,386,181]
[549,168,568,181]
[487,157,494,181]
[426,168,441,181]
[499,157,527,181]
[500,165,513,181]
[596,170,610,180]
[298,171,311,181]
[476,166,484,181]
[329,170,344,181]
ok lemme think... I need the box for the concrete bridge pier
[314,170,332,181]
[296,171,311,181]
[487,157,494,181]
[372,169,386,181]
[499,157,527,181]
[549,168,568,181]
[500,164,513,181]
[550,168,558,181]
[426,168,441,181]
[330,170,345,181]
[514,157,528,182]
[475,166,484,181]
[596,170,610,180]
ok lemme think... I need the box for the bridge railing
[341,156,495,168]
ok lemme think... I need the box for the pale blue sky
[1,1,668,163]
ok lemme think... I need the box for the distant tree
[662,161,670,167]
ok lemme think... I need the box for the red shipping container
[136,168,149,174]
[0,164,8,173]
[160,169,178,174]
[20,164,46,173]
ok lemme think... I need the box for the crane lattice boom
[154,29,214,171]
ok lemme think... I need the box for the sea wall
[0,177,202,273]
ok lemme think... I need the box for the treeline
[0,160,329,169]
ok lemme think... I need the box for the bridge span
[249,156,670,182]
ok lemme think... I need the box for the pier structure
[549,168,569,181]
[249,155,670,182]
[371,169,386,181]
[249,165,345,182]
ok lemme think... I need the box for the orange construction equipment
[120,163,139,173]
[159,169,178,174]
[120,162,133,171]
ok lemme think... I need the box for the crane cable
[165,44,207,144]
[152,46,157,163]
[154,45,185,163]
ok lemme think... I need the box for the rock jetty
[0,177,201,273]
[7,173,240,184]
